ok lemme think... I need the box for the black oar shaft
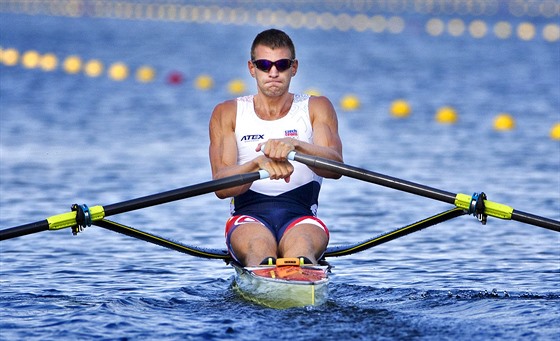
[103,172,262,216]
[512,210,559,231]
[0,220,49,240]
[294,153,457,203]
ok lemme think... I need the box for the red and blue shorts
[224,214,329,263]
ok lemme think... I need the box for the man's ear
[291,59,298,76]
[248,60,255,77]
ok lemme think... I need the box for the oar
[0,170,269,241]
[288,152,560,232]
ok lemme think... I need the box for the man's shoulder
[214,98,237,112]
[307,95,338,124]
[210,99,238,126]
[308,94,334,109]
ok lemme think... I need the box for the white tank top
[235,94,323,196]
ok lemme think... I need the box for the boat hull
[232,263,329,309]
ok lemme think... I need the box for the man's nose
[268,65,280,76]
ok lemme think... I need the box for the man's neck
[253,92,294,120]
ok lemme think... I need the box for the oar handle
[258,169,270,179]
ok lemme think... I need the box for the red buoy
[167,71,184,85]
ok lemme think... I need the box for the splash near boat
[231,258,329,309]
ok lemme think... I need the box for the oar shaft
[292,153,457,203]
[0,220,49,240]
[512,210,560,232]
[103,171,264,216]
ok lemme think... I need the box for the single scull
[231,258,329,309]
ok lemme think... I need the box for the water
[1,6,560,341]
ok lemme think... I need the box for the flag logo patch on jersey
[285,129,298,137]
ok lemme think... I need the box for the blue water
[1,5,560,341]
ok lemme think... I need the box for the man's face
[249,45,298,98]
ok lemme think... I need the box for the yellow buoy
[340,94,360,111]
[228,79,246,95]
[108,62,129,81]
[390,99,411,118]
[63,55,82,74]
[435,106,458,124]
[39,53,58,71]
[195,74,214,90]
[493,113,515,131]
[2,48,19,66]
[136,66,156,83]
[550,122,560,140]
[22,50,40,69]
[84,59,103,77]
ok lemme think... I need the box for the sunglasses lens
[253,59,293,72]
[254,60,273,72]
[275,59,292,72]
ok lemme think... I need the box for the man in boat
[209,28,343,267]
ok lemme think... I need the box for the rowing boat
[231,258,330,309]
